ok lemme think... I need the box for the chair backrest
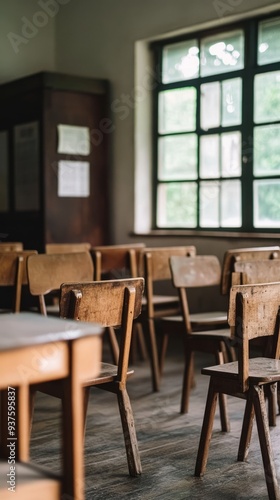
[45,242,91,254]
[233,259,280,286]
[27,252,94,315]
[228,282,280,392]
[138,246,196,281]
[221,246,280,295]
[170,255,221,288]
[138,246,196,319]
[0,242,23,251]
[91,243,146,280]
[59,278,144,383]
[0,250,38,312]
[169,255,222,333]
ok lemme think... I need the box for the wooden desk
[0,312,103,500]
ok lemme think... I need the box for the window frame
[151,12,280,234]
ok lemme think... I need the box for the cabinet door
[43,87,109,247]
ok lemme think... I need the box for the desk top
[0,312,103,351]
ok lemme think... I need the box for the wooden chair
[26,252,94,315]
[34,278,144,477]
[233,258,280,424]
[91,242,146,281]
[195,282,280,500]
[91,242,147,363]
[0,250,38,312]
[167,255,231,419]
[221,245,280,296]
[45,242,91,254]
[138,246,197,392]
[0,241,23,251]
[160,255,229,378]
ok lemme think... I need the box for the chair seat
[190,311,227,325]
[0,460,61,500]
[162,312,230,330]
[202,357,280,384]
[141,294,179,307]
[84,361,134,385]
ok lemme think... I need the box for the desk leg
[62,374,85,500]
[61,336,101,500]
[0,386,30,462]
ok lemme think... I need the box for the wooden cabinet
[0,72,110,251]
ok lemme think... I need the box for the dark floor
[30,338,280,500]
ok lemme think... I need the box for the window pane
[200,180,241,227]
[158,135,197,180]
[200,182,219,227]
[201,30,244,77]
[221,131,241,177]
[254,124,280,177]
[201,82,220,130]
[200,135,219,178]
[162,39,199,83]
[222,78,242,126]
[221,180,241,227]
[157,182,197,227]
[158,88,197,133]
[254,180,280,227]
[258,17,280,65]
[254,71,280,123]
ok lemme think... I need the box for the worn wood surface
[0,242,23,252]
[0,250,38,312]
[29,338,280,499]
[233,259,280,286]
[45,242,92,254]
[27,252,94,315]
[220,246,280,295]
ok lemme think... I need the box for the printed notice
[57,124,90,155]
[58,160,90,197]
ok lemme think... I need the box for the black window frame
[151,12,280,234]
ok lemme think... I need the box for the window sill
[131,229,280,239]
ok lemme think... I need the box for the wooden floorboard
[29,337,280,499]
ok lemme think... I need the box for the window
[152,14,280,232]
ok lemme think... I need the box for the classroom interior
[1,1,280,499]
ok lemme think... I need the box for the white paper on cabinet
[57,124,90,155]
[58,160,90,197]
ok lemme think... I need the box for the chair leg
[252,385,280,500]
[146,318,161,392]
[130,322,148,363]
[194,378,218,477]
[237,395,255,461]
[218,392,230,433]
[117,387,142,476]
[181,349,194,414]
[83,387,91,433]
[158,332,169,378]
[106,327,119,365]
[215,350,230,433]
[266,382,277,427]
[135,322,148,361]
